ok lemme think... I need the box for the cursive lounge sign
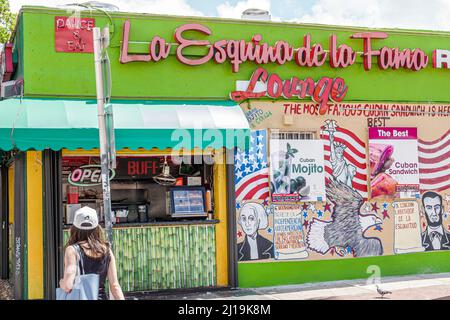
[230,67,348,115]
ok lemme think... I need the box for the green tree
[0,0,15,44]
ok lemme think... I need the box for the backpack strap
[72,244,85,275]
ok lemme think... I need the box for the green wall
[238,251,450,288]
[19,6,450,102]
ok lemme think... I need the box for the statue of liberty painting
[324,120,356,188]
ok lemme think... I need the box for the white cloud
[10,0,204,16]
[291,0,450,31]
[216,0,271,19]
[10,0,450,31]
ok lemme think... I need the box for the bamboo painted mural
[63,224,217,292]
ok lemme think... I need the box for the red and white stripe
[418,129,450,192]
[235,167,270,201]
[321,127,368,198]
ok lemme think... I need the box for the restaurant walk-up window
[62,154,215,226]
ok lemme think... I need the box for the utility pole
[93,27,115,247]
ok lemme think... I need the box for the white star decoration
[234,130,268,184]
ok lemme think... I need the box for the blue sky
[11,0,450,31]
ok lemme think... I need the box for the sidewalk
[132,272,450,300]
[0,279,13,300]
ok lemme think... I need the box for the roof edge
[17,5,450,36]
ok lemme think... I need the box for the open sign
[68,165,116,187]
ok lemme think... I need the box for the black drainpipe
[0,163,9,279]
[42,150,63,300]
[226,148,238,289]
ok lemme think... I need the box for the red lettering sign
[351,32,428,71]
[55,16,95,53]
[120,21,433,74]
[120,20,171,63]
[433,49,450,69]
[329,34,356,68]
[230,67,348,115]
[127,160,158,176]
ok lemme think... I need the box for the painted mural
[321,120,368,198]
[236,201,273,261]
[307,178,383,257]
[236,103,450,263]
[235,130,270,203]
[393,201,424,254]
[421,191,450,251]
[273,204,308,260]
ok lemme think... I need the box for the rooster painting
[306,179,384,257]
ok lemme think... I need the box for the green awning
[0,98,250,151]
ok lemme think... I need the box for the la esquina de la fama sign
[118,20,450,115]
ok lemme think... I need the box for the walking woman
[59,207,125,300]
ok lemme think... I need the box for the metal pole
[226,148,238,289]
[93,27,113,247]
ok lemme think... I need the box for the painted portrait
[421,191,450,251]
[237,202,273,261]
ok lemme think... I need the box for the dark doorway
[43,150,63,300]
[0,164,9,280]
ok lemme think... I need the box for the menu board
[171,188,205,215]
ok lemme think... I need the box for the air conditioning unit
[1,80,23,99]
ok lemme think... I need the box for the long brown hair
[66,225,110,257]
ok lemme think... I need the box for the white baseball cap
[73,206,99,230]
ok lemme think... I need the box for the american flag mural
[419,129,450,192]
[235,130,270,202]
[320,122,369,198]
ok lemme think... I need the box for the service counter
[64,219,219,292]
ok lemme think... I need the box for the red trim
[419,149,450,164]
[421,184,450,193]
[418,129,450,146]
[419,173,450,185]
[236,174,268,197]
[324,141,366,161]
[418,137,450,153]
[243,183,270,200]
[324,154,366,170]
[419,165,450,174]
[325,166,366,181]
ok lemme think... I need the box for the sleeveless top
[76,243,111,300]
